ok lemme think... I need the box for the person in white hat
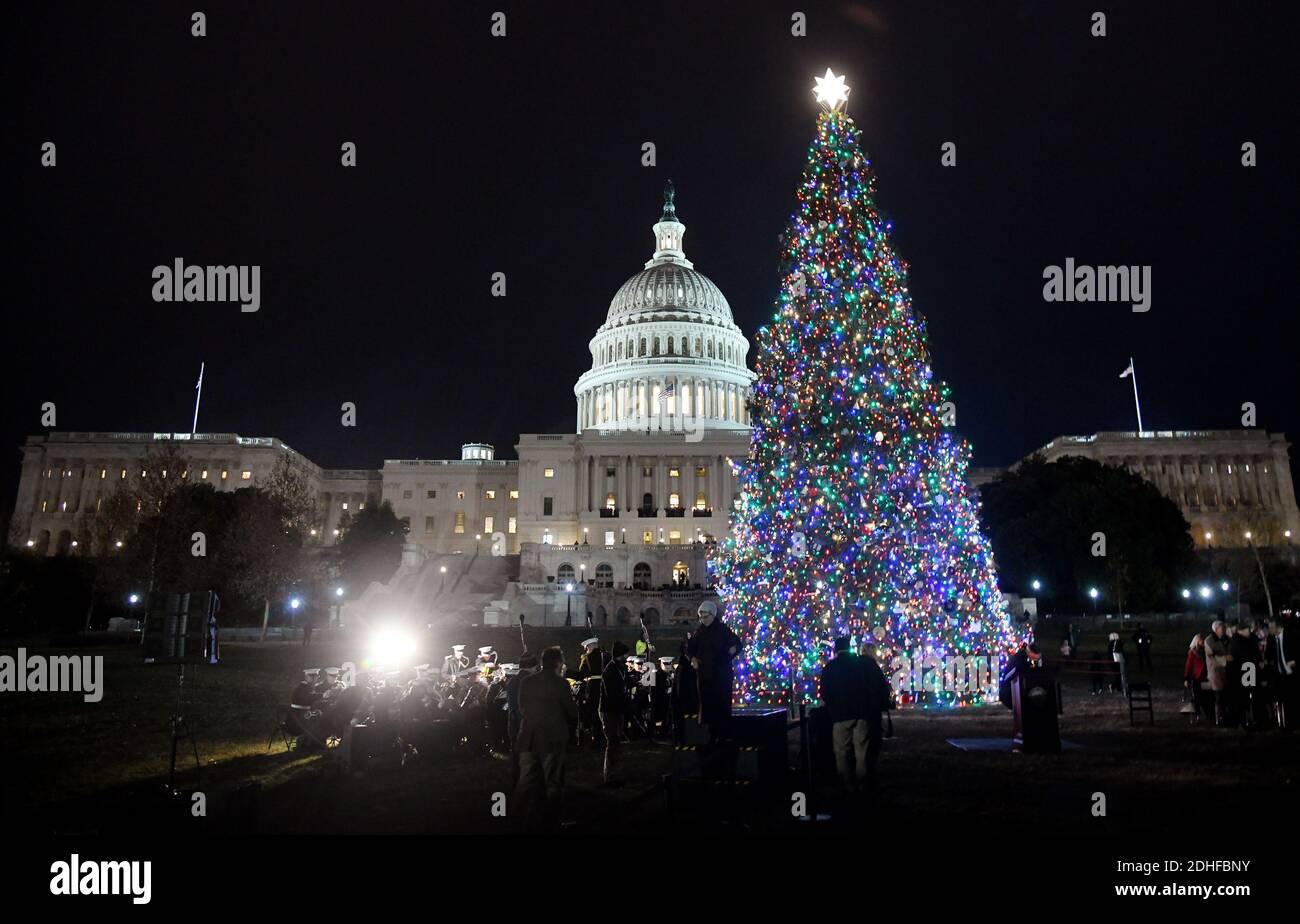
[576,637,608,680]
[686,600,742,738]
[476,644,499,667]
[442,644,470,677]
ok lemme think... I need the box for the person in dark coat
[1131,624,1153,671]
[1228,622,1260,730]
[686,600,742,741]
[599,641,631,784]
[515,646,578,830]
[670,640,699,742]
[819,637,874,792]
[1264,618,1295,729]
[506,652,539,754]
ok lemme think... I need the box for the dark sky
[4,1,1296,527]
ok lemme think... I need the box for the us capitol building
[9,187,1299,625]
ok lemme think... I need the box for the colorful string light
[710,109,1023,708]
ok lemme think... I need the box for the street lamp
[1204,531,1213,547]
[583,527,589,545]
[289,596,302,611]
[1031,579,1042,592]
[1088,586,1099,615]
[128,593,141,605]
[1181,588,1191,600]
[564,582,575,626]
[1198,585,1212,600]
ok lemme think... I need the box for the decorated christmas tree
[712,71,1023,708]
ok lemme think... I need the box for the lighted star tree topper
[711,71,1023,708]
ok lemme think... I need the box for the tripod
[167,662,202,793]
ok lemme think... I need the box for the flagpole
[1127,356,1144,435]
[192,362,205,435]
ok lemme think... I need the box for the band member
[442,644,471,677]
[476,645,499,667]
[600,641,632,784]
[652,656,674,737]
[576,637,608,679]
[686,600,741,741]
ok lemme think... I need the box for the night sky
[5,1,1296,528]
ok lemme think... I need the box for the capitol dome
[575,182,754,433]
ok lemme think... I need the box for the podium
[1010,664,1061,753]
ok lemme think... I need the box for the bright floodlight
[369,625,418,667]
[25,539,34,547]
[335,586,345,597]
[289,596,302,610]
[1088,587,1099,599]
[1181,589,1191,599]
[128,593,140,604]
[1031,579,1042,591]
[1220,581,1230,592]
[1199,586,1212,599]
[565,582,574,593]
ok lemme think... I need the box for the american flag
[658,382,675,404]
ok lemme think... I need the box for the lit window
[359,502,365,510]
[241,471,252,480]
[60,500,68,511]
[669,468,680,478]
[669,530,681,544]
[669,493,681,508]
[221,470,229,480]
[141,470,148,478]
[696,466,706,477]
[457,490,465,500]
[484,516,494,533]
[120,469,127,479]
[605,493,616,510]
[201,470,209,480]
[96,497,103,511]
[341,502,349,511]
[604,530,615,545]
[695,492,708,510]
[485,489,496,500]
[544,468,555,479]
[542,532,554,545]
[643,531,653,544]
[41,500,48,512]
[508,517,517,534]
[509,489,519,500]
[454,512,465,534]
[99,469,107,479]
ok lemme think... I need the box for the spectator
[515,646,578,831]
[1228,622,1260,731]
[1183,634,1210,724]
[819,637,871,793]
[1107,632,1125,693]
[1264,618,1295,729]
[1203,621,1231,725]
[1132,624,1153,671]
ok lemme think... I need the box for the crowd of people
[276,605,1296,831]
[1183,617,1295,730]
